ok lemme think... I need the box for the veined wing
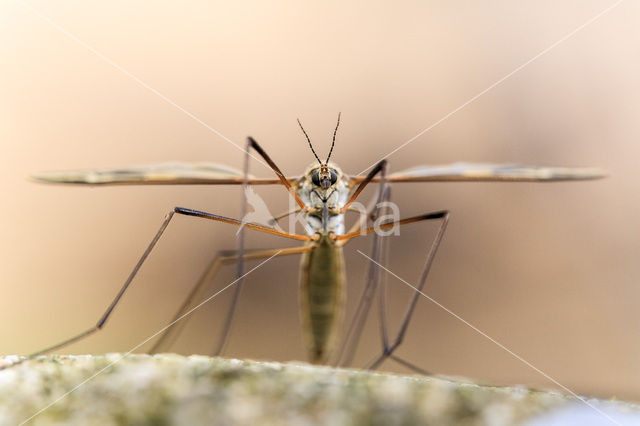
[32,162,290,185]
[352,162,607,183]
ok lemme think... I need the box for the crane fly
[4,115,605,372]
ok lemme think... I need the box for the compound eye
[330,170,338,185]
[312,171,321,186]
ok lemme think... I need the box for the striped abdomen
[299,235,346,364]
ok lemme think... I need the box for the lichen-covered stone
[0,354,637,425]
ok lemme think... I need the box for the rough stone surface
[0,354,637,425]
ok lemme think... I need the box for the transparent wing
[32,162,291,185]
[352,162,607,183]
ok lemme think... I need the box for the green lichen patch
[0,354,635,425]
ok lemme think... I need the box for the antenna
[297,118,322,165]
[326,112,340,164]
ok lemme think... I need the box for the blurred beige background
[2,0,639,401]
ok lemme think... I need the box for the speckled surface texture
[0,354,637,426]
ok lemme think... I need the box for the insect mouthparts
[319,165,332,189]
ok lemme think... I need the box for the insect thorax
[297,162,350,235]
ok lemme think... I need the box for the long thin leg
[377,198,393,353]
[215,139,252,357]
[209,137,316,355]
[340,160,387,213]
[336,191,390,366]
[336,164,389,366]
[363,210,450,370]
[149,246,311,354]
[247,137,308,210]
[344,187,383,236]
[176,208,312,241]
[0,211,175,370]
[335,211,446,243]
[269,208,302,226]
[389,354,431,375]
[1,206,311,371]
